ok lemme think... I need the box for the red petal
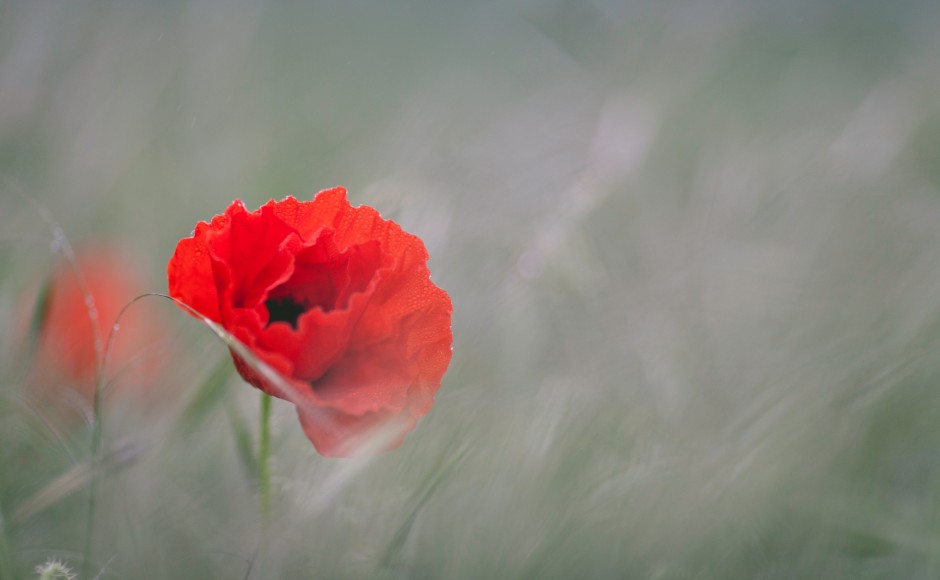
[203,200,301,311]
[272,188,348,241]
[304,290,452,417]
[167,213,232,322]
[295,403,417,457]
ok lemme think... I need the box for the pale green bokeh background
[3,0,940,578]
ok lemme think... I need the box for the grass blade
[176,356,233,431]
[226,399,259,485]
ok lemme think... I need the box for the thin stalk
[80,359,106,579]
[259,392,273,525]
[252,393,274,579]
[8,180,107,580]
[0,433,15,577]
[0,517,13,580]
[80,293,162,579]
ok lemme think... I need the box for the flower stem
[78,293,159,580]
[0,522,13,580]
[259,392,273,525]
[80,369,106,579]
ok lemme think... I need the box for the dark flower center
[265,296,308,329]
[261,236,384,331]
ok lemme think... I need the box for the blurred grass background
[3,0,940,577]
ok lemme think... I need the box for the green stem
[0,450,15,578]
[259,392,272,525]
[80,370,106,579]
[76,294,166,579]
[0,523,13,580]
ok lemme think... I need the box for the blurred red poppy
[29,245,166,413]
[167,187,453,456]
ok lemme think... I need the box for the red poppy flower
[28,245,166,411]
[167,187,453,456]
